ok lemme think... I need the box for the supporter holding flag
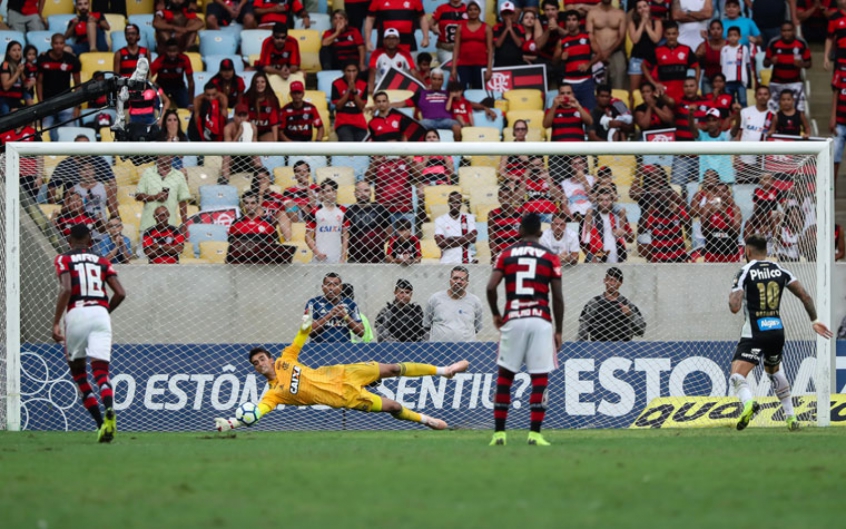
[368,28,416,95]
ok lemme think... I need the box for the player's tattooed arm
[786,281,817,322]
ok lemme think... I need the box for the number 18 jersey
[54,249,117,312]
[731,259,796,339]
[494,241,562,323]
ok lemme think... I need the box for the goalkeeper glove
[215,417,242,432]
[300,314,313,334]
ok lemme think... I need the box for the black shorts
[732,335,785,368]
[206,2,255,25]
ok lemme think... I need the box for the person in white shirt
[423,266,484,342]
[434,191,477,264]
[368,28,418,95]
[560,156,596,219]
[731,85,772,182]
[306,179,349,263]
[539,212,580,265]
[672,0,714,51]
[719,26,751,108]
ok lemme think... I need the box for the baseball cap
[500,1,516,12]
[219,58,235,71]
[290,80,305,93]
[234,103,249,115]
[273,22,287,35]
[384,28,400,39]
[396,279,413,291]
[706,107,721,118]
[607,267,624,282]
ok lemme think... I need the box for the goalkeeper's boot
[99,408,116,443]
[444,360,470,379]
[786,415,800,432]
[489,431,507,446]
[527,432,551,446]
[736,400,760,431]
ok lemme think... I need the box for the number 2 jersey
[731,259,796,339]
[54,249,117,312]
[494,241,562,324]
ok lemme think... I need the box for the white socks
[730,373,753,405]
[768,370,794,417]
[435,367,447,376]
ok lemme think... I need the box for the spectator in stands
[540,211,580,265]
[21,44,37,105]
[586,0,626,90]
[637,185,690,263]
[719,26,752,108]
[52,191,102,241]
[113,24,151,79]
[414,129,454,192]
[671,0,712,51]
[732,85,771,183]
[259,23,301,77]
[210,58,245,109]
[560,156,594,220]
[433,0,467,66]
[544,84,593,180]
[627,0,662,95]
[720,0,761,47]
[451,1,493,90]
[96,216,133,264]
[1,41,26,116]
[153,0,203,54]
[190,81,228,142]
[488,184,523,262]
[72,160,108,225]
[150,38,194,109]
[223,103,262,182]
[346,180,391,263]
[743,207,776,254]
[448,80,497,128]
[366,146,419,227]
[589,84,633,141]
[768,89,810,139]
[751,172,782,216]
[642,21,699,106]
[282,160,317,222]
[243,71,280,142]
[697,182,742,262]
[775,205,806,262]
[142,205,185,264]
[704,73,733,123]
[320,9,366,72]
[424,266,483,342]
[226,191,282,263]
[254,0,310,29]
[0,114,40,199]
[514,157,562,220]
[692,108,734,183]
[434,191,477,264]
[48,136,117,216]
[375,279,425,342]
[556,10,596,110]
[391,69,462,140]
[305,272,364,343]
[367,28,416,95]
[633,81,674,135]
[332,63,368,142]
[695,19,724,95]
[254,168,293,240]
[499,120,539,177]
[205,0,257,31]
[831,58,846,180]
[687,168,720,250]
[765,22,811,114]
[535,0,567,87]
[135,155,190,232]
[7,0,44,33]
[578,267,646,341]
[306,179,349,263]
[580,185,632,263]
[491,2,526,68]
[37,34,81,140]
[799,0,832,45]
[65,0,109,56]
[365,0,427,54]
[520,10,540,65]
[279,80,324,142]
[385,218,421,265]
[159,108,188,143]
[667,76,708,186]
[414,52,433,87]
[825,0,846,72]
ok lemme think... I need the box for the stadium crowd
[2,0,845,265]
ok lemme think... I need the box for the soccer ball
[235,402,260,427]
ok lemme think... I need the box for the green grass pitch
[1,428,844,529]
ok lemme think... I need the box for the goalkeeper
[215,316,469,431]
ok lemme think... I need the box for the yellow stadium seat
[596,155,637,186]
[611,89,629,104]
[506,109,545,131]
[185,166,221,197]
[458,167,497,190]
[632,89,643,108]
[301,90,328,110]
[117,185,137,205]
[112,165,138,187]
[104,14,126,49]
[199,241,229,263]
[316,166,355,186]
[185,52,204,73]
[80,52,112,77]
[315,106,330,140]
[759,68,772,86]
[336,184,356,205]
[39,203,61,219]
[469,185,500,209]
[268,71,306,103]
[274,166,296,189]
[420,222,435,240]
[269,184,283,194]
[383,89,415,104]
[494,99,509,114]
[228,173,253,195]
[421,239,440,260]
[187,204,199,218]
[423,184,462,217]
[475,241,491,265]
[291,243,313,263]
[746,89,755,106]
[428,204,451,220]
[290,222,306,242]
[42,0,75,16]
[121,222,138,248]
[616,185,633,204]
[289,29,321,73]
[126,0,155,16]
[503,89,543,111]
[461,126,500,142]
[99,126,114,142]
[118,203,143,231]
[475,203,498,222]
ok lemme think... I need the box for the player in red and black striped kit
[486,213,564,447]
[52,224,126,443]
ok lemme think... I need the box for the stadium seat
[42,0,75,16]
[259,155,285,174]
[415,29,437,55]
[330,155,369,180]
[40,203,62,220]
[291,244,313,263]
[118,203,143,231]
[420,239,440,260]
[79,52,112,78]
[458,167,497,190]
[204,54,245,75]
[128,14,156,48]
[187,223,229,257]
[121,222,139,248]
[620,202,641,225]
[289,29,321,72]
[420,222,435,240]
[126,0,155,17]
[99,126,114,142]
[475,241,491,265]
[228,173,253,195]
[469,185,500,209]
[336,184,356,205]
[316,166,355,187]
[296,13,331,33]
[240,30,270,59]
[267,71,306,102]
[112,165,138,186]
[734,184,756,221]
[47,14,75,33]
[423,185,461,217]
[289,222,306,242]
[544,90,557,110]
[0,30,25,48]
[759,68,772,86]
[186,166,222,197]
[56,126,96,142]
[611,89,629,104]
[474,203,498,222]
[473,108,504,132]
[26,31,53,55]
[463,89,500,104]
[384,89,415,104]
[506,109,545,131]
[595,155,637,186]
[199,30,238,57]
[632,89,644,108]
[504,89,543,111]
[117,185,138,205]
[288,155,327,172]
[104,14,126,47]
[422,0,442,14]
[199,185,239,210]
[192,71,214,97]
[300,90,328,110]
[316,70,342,108]
[273,166,297,188]
[461,126,500,142]
[199,241,229,264]
[185,52,204,73]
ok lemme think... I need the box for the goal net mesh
[0,144,826,432]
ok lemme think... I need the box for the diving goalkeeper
[215,316,469,431]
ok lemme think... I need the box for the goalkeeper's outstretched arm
[281,315,314,362]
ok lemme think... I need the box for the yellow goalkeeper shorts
[342,361,381,412]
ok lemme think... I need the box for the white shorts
[496,317,557,374]
[64,305,112,362]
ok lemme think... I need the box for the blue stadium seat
[204,54,245,75]
[242,70,256,89]
[415,29,437,55]
[296,13,331,33]
[288,156,328,173]
[316,70,342,108]
[620,202,641,226]
[47,15,74,33]
[217,23,243,46]
[192,72,214,97]
[127,14,156,51]
[464,89,501,104]
[187,223,230,257]
[56,126,97,142]
[313,0,329,15]
[436,129,454,142]
[26,31,53,54]
[331,155,369,181]
[0,30,25,48]
[260,156,287,174]
[199,30,238,57]
[545,91,557,109]
[240,29,271,59]
[199,185,240,211]
[397,107,415,118]
[734,184,756,221]
[473,108,503,132]
[475,222,488,242]
[422,0,441,13]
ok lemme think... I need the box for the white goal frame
[3,139,835,430]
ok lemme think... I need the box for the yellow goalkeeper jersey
[258,341,348,413]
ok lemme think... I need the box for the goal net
[1,140,836,432]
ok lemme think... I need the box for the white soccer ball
[235,402,260,427]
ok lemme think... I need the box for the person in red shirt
[332,63,368,142]
[704,72,733,123]
[113,24,151,78]
[52,191,102,242]
[65,0,110,55]
[150,38,195,108]
[321,9,366,72]
[365,144,419,227]
[153,0,204,54]
[385,217,421,264]
[142,205,185,264]
[764,21,812,113]
[487,184,524,262]
[243,71,280,142]
[227,192,284,263]
[558,9,597,110]
[694,19,724,95]
[191,81,228,142]
[534,0,568,88]
[432,0,467,65]
[642,21,700,105]
[210,58,246,109]
[699,182,741,262]
[447,80,474,128]
[282,160,319,222]
[253,0,310,29]
[365,0,429,54]
[258,23,301,77]
[0,117,40,198]
[279,80,324,142]
[205,0,257,30]
[451,1,493,90]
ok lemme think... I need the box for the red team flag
[375,66,426,94]
[482,64,547,93]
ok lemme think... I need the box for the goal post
[1,139,837,432]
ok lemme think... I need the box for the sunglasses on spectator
[514,127,527,131]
